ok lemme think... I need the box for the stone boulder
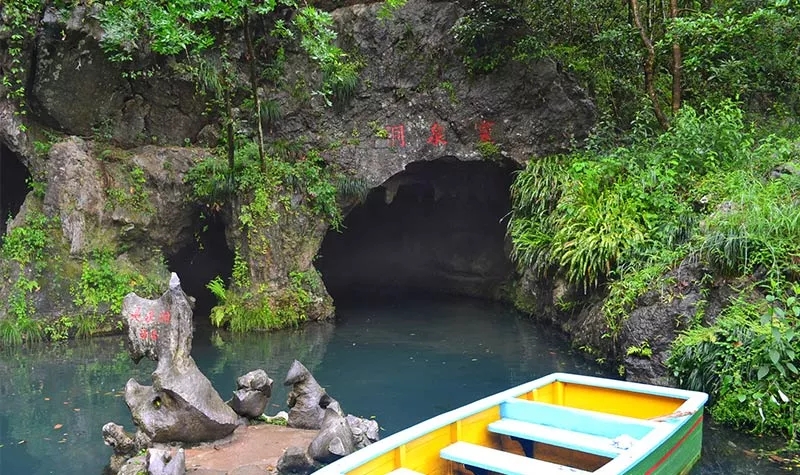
[284,360,342,430]
[229,369,274,419]
[122,273,240,443]
[345,414,380,449]
[102,423,151,474]
[276,446,317,475]
[307,409,356,464]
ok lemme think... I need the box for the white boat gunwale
[314,372,708,475]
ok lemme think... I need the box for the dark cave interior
[0,143,32,238]
[316,158,516,302]
[166,214,233,318]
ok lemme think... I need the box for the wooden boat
[313,373,708,475]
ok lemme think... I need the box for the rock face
[44,138,203,256]
[264,0,595,188]
[122,273,241,443]
[2,0,596,328]
[31,6,208,147]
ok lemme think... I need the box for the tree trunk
[243,9,267,174]
[630,0,669,130]
[224,89,235,185]
[669,0,682,113]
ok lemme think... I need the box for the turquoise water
[0,296,785,474]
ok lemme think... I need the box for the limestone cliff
[0,1,595,341]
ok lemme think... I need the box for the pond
[0,295,785,474]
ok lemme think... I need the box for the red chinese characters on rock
[427,122,447,146]
[477,120,495,143]
[131,306,169,341]
[386,125,406,148]
[138,325,160,341]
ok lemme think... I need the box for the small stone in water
[53,424,63,430]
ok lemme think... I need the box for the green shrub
[72,249,162,315]
[1,212,51,265]
[207,269,318,332]
[669,282,800,440]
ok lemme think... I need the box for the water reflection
[0,295,788,474]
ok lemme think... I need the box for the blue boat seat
[499,399,656,440]
[386,469,425,475]
[488,418,624,458]
[440,441,592,475]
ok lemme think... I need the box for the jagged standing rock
[308,408,357,464]
[121,273,240,443]
[102,272,240,472]
[284,360,342,429]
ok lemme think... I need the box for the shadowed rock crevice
[165,215,233,318]
[0,143,32,237]
[317,158,516,301]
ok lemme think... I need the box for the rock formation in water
[102,273,240,475]
[121,273,241,443]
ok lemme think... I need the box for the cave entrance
[0,143,32,238]
[316,158,516,302]
[166,214,233,319]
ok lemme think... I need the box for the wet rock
[147,447,186,475]
[229,370,273,419]
[345,415,380,449]
[122,273,240,443]
[276,445,316,475]
[102,423,151,473]
[308,409,356,464]
[284,360,341,430]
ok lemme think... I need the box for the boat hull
[313,373,708,475]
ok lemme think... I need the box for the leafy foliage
[71,249,162,315]
[0,0,40,123]
[0,210,54,346]
[509,101,798,335]
[207,268,318,332]
[187,140,342,228]
[669,282,800,440]
[453,0,800,129]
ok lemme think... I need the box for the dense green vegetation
[493,0,800,441]
[187,139,340,331]
[0,203,165,347]
[455,0,799,130]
